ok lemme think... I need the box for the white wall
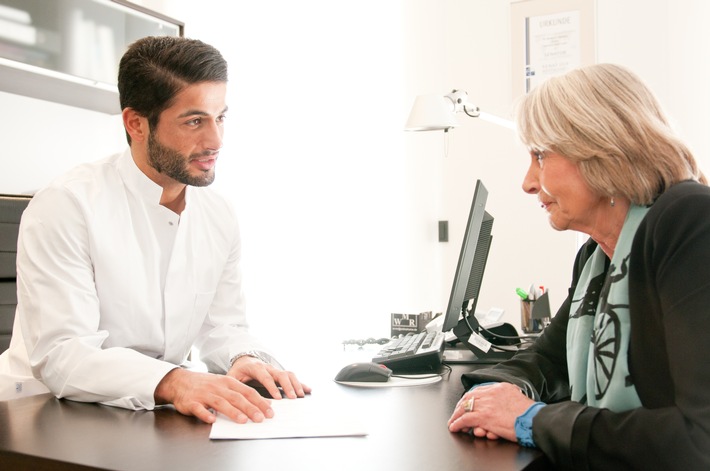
[161,0,573,355]
[2,0,709,359]
[135,0,418,355]
[596,0,710,174]
[0,91,124,194]
[406,0,578,335]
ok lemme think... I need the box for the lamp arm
[446,89,513,130]
[404,89,514,132]
[463,105,481,118]
[446,89,481,118]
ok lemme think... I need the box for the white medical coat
[0,149,267,409]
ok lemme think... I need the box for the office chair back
[0,195,31,353]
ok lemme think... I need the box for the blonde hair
[515,63,706,205]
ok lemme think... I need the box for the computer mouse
[245,380,284,398]
[334,362,393,382]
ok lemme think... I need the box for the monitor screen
[441,180,493,334]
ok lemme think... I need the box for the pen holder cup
[520,291,551,334]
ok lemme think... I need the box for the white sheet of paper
[209,395,368,440]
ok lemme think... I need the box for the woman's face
[522,150,606,234]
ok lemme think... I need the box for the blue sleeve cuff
[514,402,545,448]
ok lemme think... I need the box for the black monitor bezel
[442,180,492,333]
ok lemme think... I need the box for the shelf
[0,57,119,114]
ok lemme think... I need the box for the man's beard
[147,131,215,187]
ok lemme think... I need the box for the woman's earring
[610,197,616,207]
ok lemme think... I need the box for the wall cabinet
[0,0,183,114]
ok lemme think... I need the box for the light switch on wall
[438,220,448,242]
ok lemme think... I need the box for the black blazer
[461,181,710,470]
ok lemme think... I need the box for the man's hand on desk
[228,355,312,400]
[154,368,275,425]
[154,358,312,425]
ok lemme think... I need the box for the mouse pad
[334,375,441,388]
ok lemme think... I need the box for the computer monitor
[442,180,492,331]
[440,180,512,360]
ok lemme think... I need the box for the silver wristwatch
[230,350,270,367]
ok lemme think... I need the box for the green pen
[515,287,529,300]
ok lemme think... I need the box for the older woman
[447,63,710,470]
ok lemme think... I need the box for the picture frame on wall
[510,0,596,98]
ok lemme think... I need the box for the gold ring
[463,397,474,412]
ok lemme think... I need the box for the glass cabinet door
[0,0,183,113]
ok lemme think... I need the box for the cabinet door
[0,0,183,114]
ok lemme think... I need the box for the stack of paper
[209,395,367,440]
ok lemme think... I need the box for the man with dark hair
[0,36,310,424]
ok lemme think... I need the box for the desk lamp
[404,89,514,132]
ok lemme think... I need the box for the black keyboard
[371,331,445,373]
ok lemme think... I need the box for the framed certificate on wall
[510,0,596,98]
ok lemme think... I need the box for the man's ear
[122,108,149,143]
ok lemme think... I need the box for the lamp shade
[404,94,459,131]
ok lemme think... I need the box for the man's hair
[515,63,706,205]
[118,36,228,143]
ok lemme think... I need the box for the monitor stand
[443,345,515,364]
[447,316,517,364]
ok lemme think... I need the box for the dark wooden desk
[0,364,550,470]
